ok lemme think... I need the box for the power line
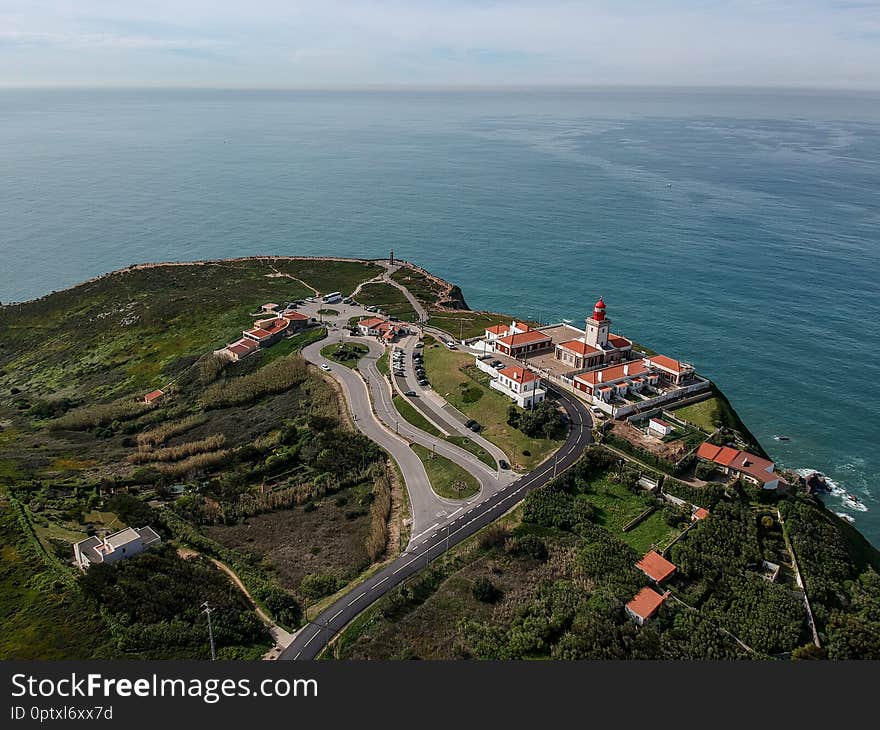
[202,601,217,661]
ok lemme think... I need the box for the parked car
[415,342,424,349]
[493,362,505,370]
[445,342,457,350]
[498,460,510,470]
[468,421,482,432]
[404,390,417,397]
[320,364,331,372]
[418,378,429,387]
[490,360,502,367]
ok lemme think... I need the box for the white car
[320,364,331,372]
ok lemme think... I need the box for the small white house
[73,526,161,569]
[489,365,546,409]
[648,418,674,437]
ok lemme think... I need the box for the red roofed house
[490,365,547,408]
[223,337,259,361]
[358,316,388,337]
[625,587,670,626]
[692,507,710,522]
[696,442,783,490]
[484,320,532,342]
[143,389,164,404]
[554,298,632,369]
[243,316,290,347]
[648,417,674,437]
[280,309,311,331]
[643,354,695,385]
[636,551,677,584]
[573,360,660,401]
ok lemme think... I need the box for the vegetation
[0,258,399,658]
[421,338,562,469]
[355,282,418,322]
[392,395,443,437]
[79,544,271,659]
[411,444,480,500]
[321,342,369,369]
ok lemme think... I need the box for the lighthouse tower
[584,297,611,348]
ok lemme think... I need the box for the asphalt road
[279,386,592,660]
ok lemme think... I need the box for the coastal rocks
[803,471,829,495]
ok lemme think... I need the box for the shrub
[299,572,341,601]
[472,577,501,603]
[506,534,549,561]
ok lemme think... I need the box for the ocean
[1,88,878,544]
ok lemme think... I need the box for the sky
[1,1,880,89]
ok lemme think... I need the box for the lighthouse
[584,297,611,349]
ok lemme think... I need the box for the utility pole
[202,601,216,661]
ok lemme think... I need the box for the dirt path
[265,262,320,295]
[176,547,294,657]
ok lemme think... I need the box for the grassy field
[355,283,419,322]
[389,267,447,307]
[393,395,443,437]
[321,342,369,369]
[446,435,496,469]
[421,339,561,470]
[583,476,679,553]
[671,398,724,432]
[272,259,383,296]
[376,350,390,376]
[410,444,479,500]
[427,311,514,340]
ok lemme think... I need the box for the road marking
[375,576,389,585]
[330,609,344,622]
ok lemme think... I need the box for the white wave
[794,467,869,513]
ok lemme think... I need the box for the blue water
[1,88,879,543]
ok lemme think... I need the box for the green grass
[321,342,369,369]
[427,310,517,340]
[0,495,112,659]
[317,308,339,316]
[273,259,383,296]
[671,398,724,432]
[583,476,678,553]
[376,350,390,377]
[410,444,479,500]
[393,395,444,437]
[421,341,561,470]
[446,435,496,469]
[355,283,418,322]
[260,327,327,364]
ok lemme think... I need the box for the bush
[299,572,341,600]
[478,523,509,550]
[472,577,501,603]
[506,534,549,561]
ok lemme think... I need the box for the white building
[648,418,674,437]
[73,526,161,569]
[489,365,546,408]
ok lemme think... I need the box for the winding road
[279,271,593,659]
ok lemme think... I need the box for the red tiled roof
[636,551,677,583]
[253,317,290,335]
[486,324,508,335]
[693,507,710,521]
[359,316,386,329]
[648,354,685,373]
[608,334,631,349]
[696,443,778,483]
[557,339,600,357]
[227,338,258,356]
[282,311,309,321]
[650,418,672,428]
[143,390,164,403]
[626,587,669,621]
[574,360,649,386]
[498,365,539,384]
[497,330,551,348]
[245,328,272,339]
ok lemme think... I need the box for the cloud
[1,0,879,88]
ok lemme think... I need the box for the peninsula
[1,256,877,661]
